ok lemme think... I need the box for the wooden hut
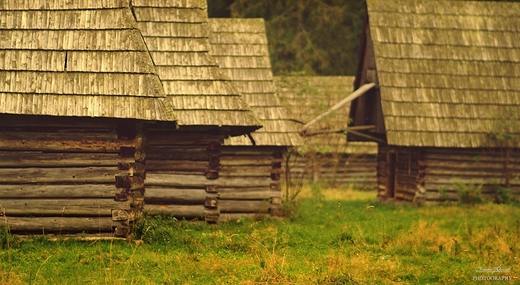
[275,76,377,189]
[131,1,261,222]
[209,18,303,220]
[349,0,520,203]
[0,0,176,236]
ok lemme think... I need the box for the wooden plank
[220,156,275,166]
[146,173,210,188]
[146,173,274,188]
[147,132,222,146]
[2,217,119,233]
[147,147,212,161]
[145,188,208,204]
[218,177,276,188]
[0,167,120,184]
[144,204,207,218]
[219,190,281,200]
[0,199,131,216]
[0,152,127,167]
[219,200,271,214]
[219,166,276,177]
[146,160,208,171]
[0,132,138,152]
[0,185,119,199]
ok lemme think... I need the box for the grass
[1,184,519,284]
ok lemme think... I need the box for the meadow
[1,184,519,284]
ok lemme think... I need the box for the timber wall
[144,129,223,222]
[377,146,520,203]
[0,115,144,236]
[288,153,377,190]
[218,146,284,221]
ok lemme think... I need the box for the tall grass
[1,184,519,284]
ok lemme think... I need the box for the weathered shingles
[367,0,520,147]
[0,2,176,121]
[0,0,129,10]
[209,18,302,147]
[132,2,261,128]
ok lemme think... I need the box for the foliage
[493,184,513,205]
[221,0,366,76]
[1,187,519,284]
[453,179,483,205]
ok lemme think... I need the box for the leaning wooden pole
[299,83,376,135]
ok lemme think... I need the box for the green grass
[1,185,519,284]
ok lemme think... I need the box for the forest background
[208,0,519,76]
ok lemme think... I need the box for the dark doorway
[386,151,396,198]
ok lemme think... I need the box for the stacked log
[0,116,143,236]
[144,129,223,222]
[377,146,520,203]
[218,146,283,221]
[287,153,377,190]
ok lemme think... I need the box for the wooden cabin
[209,18,303,220]
[349,0,520,203]
[131,1,261,222]
[0,0,176,236]
[275,76,377,189]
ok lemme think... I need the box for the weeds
[0,187,519,284]
[453,179,484,205]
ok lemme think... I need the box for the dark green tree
[224,0,366,76]
[207,0,235,17]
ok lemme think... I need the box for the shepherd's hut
[0,0,176,236]
[132,1,261,222]
[349,0,520,203]
[209,18,303,219]
[275,76,377,189]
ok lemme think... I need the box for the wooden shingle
[367,0,520,147]
[209,18,302,147]
[0,0,175,122]
[133,1,261,128]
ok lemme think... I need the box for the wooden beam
[0,167,120,184]
[0,131,137,152]
[2,217,119,233]
[144,204,206,218]
[0,199,131,216]
[0,185,119,199]
[302,125,376,137]
[300,83,376,134]
[348,130,386,144]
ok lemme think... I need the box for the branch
[300,83,376,134]
[301,125,376,137]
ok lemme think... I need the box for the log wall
[144,129,223,222]
[377,146,520,203]
[218,146,284,221]
[0,115,144,236]
[287,153,377,190]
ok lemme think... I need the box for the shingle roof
[209,18,302,146]
[276,76,376,154]
[367,0,520,147]
[0,0,175,121]
[132,1,261,128]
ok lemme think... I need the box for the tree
[209,0,366,76]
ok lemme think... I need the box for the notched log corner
[115,174,144,190]
[112,209,129,221]
[204,197,218,208]
[205,170,219,179]
[207,141,222,151]
[205,185,218,193]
